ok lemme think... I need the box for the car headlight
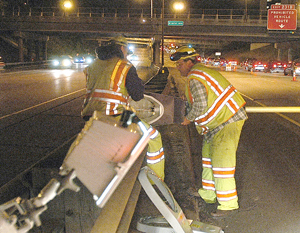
[52,60,60,66]
[85,57,93,64]
[62,59,72,67]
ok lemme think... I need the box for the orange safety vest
[186,64,246,134]
[82,57,132,116]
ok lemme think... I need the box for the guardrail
[3,60,48,69]
[1,7,268,21]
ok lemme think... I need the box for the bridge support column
[18,34,24,62]
[152,35,161,66]
[288,48,293,61]
[43,38,49,61]
[277,48,282,61]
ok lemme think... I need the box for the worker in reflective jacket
[81,36,165,180]
[170,46,247,217]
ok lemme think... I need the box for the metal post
[245,0,248,21]
[161,0,164,68]
[151,0,153,18]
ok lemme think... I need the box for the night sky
[9,0,260,10]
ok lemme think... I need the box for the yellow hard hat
[170,46,199,61]
[110,36,128,46]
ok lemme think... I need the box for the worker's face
[121,45,128,58]
[175,59,193,77]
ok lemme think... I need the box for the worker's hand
[181,117,191,126]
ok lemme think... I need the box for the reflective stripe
[216,189,237,202]
[149,127,159,139]
[90,89,128,104]
[110,60,125,91]
[106,102,118,115]
[107,60,131,114]
[194,85,236,126]
[213,167,235,178]
[86,60,131,115]
[85,89,129,115]
[202,179,215,191]
[201,126,209,134]
[146,148,165,164]
[189,70,240,126]
[202,158,212,168]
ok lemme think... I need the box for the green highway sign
[168,21,184,26]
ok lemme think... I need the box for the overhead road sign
[168,21,184,26]
[271,4,295,9]
[267,4,297,30]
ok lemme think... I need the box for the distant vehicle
[228,60,238,67]
[244,58,257,71]
[284,62,293,76]
[284,59,300,76]
[84,54,96,64]
[206,57,214,65]
[51,55,73,68]
[226,60,238,71]
[219,58,228,67]
[213,59,220,66]
[252,60,266,72]
[264,61,286,73]
[196,56,202,62]
[73,55,85,63]
[0,56,5,69]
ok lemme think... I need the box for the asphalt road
[132,65,300,233]
[0,64,300,232]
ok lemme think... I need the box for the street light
[162,0,185,68]
[63,0,72,9]
[173,2,185,11]
[60,0,73,16]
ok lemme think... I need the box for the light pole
[245,0,248,21]
[151,0,153,18]
[161,0,164,68]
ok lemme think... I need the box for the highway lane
[0,65,159,189]
[0,68,86,117]
[220,68,300,131]
[0,68,87,190]
[223,68,300,109]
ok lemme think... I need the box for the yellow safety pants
[198,120,245,210]
[140,120,165,180]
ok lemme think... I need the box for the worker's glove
[120,110,140,128]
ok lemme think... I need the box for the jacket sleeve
[125,66,145,101]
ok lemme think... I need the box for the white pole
[245,107,300,113]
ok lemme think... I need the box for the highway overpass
[1,7,300,62]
